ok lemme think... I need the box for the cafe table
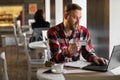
[29,41,47,49]
[28,41,48,60]
[36,65,115,80]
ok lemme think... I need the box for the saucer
[51,69,63,74]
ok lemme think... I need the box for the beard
[69,23,79,31]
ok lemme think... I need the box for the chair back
[13,26,24,46]
[41,30,51,61]
[45,40,51,61]
[28,19,35,27]
[0,52,9,80]
[23,33,31,62]
[13,26,18,45]
[42,30,47,42]
[31,28,49,42]
[16,20,23,35]
[32,28,42,41]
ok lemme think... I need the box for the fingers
[68,43,78,53]
[99,57,106,64]
[93,57,108,65]
[72,44,77,51]
[93,57,100,64]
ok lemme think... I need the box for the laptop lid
[82,45,120,72]
[108,45,120,70]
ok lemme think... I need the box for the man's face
[67,10,82,31]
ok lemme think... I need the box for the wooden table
[36,66,116,80]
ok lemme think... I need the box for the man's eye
[73,16,77,19]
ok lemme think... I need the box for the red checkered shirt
[47,23,96,63]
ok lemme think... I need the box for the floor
[0,45,38,80]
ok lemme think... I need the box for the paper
[63,69,93,74]
[64,60,91,68]
[110,66,120,75]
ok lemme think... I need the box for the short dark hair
[64,3,82,13]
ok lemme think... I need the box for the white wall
[72,0,87,27]
[55,0,63,25]
[45,0,50,22]
[110,0,120,56]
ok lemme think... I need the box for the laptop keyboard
[90,63,108,67]
[82,63,108,72]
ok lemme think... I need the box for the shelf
[0,13,14,27]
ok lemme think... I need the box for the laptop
[82,45,120,72]
[64,45,120,72]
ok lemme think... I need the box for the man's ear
[64,13,68,19]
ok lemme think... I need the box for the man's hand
[93,56,108,65]
[68,43,78,54]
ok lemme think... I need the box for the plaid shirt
[47,23,96,63]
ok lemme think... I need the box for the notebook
[64,45,120,72]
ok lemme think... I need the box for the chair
[42,30,47,42]
[28,19,35,27]
[0,52,9,80]
[41,30,51,60]
[28,19,35,33]
[31,28,49,42]
[16,20,23,35]
[23,33,47,80]
[13,26,25,63]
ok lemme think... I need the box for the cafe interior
[0,0,120,80]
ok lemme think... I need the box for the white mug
[51,64,64,73]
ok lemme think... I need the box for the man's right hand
[68,43,78,54]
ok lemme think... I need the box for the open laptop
[64,45,120,72]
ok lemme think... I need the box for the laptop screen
[108,45,120,70]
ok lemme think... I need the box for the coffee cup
[51,64,64,73]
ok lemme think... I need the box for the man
[47,3,106,65]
